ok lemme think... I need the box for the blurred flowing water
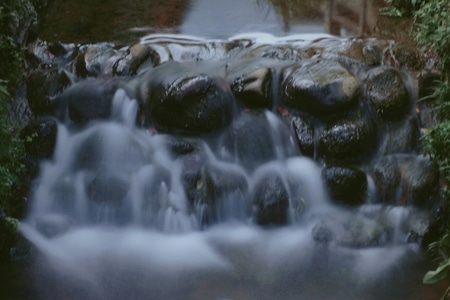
[4,1,448,299]
[11,88,444,300]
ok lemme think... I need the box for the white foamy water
[20,70,433,300]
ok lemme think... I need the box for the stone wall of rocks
[19,34,443,240]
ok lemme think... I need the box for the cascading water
[17,33,443,300]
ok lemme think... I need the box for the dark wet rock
[371,156,401,205]
[283,60,360,116]
[337,217,389,248]
[252,173,289,226]
[181,153,248,226]
[20,117,57,160]
[87,172,129,205]
[165,137,198,157]
[73,124,151,173]
[87,172,132,224]
[378,118,420,155]
[312,220,334,243]
[143,64,235,135]
[364,67,410,121]
[371,155,439,207]
[421,206,449,248]
[218,111,294,171]
[403,156,439,207]
[322,38,384,68]
[28,39,57,66]
[230,67,273,109]
[250,45,305,61]
[386,42,423,71]
[291,116,314,157]
[26,68,71,115]
[75,43,116,77]
[317,118,376,163]
[35,214,72,238]
[55,78,131,123]
[322,166,368,206]
[312,216,390,248]
[113,44,154,76]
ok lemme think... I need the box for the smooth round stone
[364,67,410,121]
[317,118,376,163]
[322,166,368,206]
[143,63,235,135]
[283,60,360,116]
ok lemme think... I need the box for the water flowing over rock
[283,60,360,115]
[16,33,446,300]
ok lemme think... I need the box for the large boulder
[252,173,290,226]
[229,65,273,109]
[364,67,410,121]
[322,166,368,206]
[282,60,360,116]
[218,111,295,171]
[26,68,71,116]
[317,118,376,163]
[141,62,235,135]
[371,155,439,207]
[180,150,249,226]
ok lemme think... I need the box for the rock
[35,214,72,238]
[218,111,294,171]
[72,123,152,173]
[87,172,129,205]
[26,68,71,115]
[55,78,131,123]
[386,42,423,71]
[181,152,249,226]
[378,118,420,155]
[322,166,368,206]
[317,118,376,163]
[283,60,360,116]
[142,62,235,135]
[20,116,57,160]
[252,173,289,226]
[364,67,410,121]
[87,172,131,224]
[291,116,314,157]
[230,66,273,109]
[402,156,439,207]
[371,154,439,207]
[312,215,390,248]
[113,43,154,76]
[75,43,116,77]
[322,38,385,68]
[371,156,401,205]
[312,220,334,243]
[250,45,305,61]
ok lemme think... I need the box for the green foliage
[425,229,450,285]
[380,0,425,17]
[413,0,450,71]
[0,86,26,217]
[0,0,36,257]
[406,0,450,289]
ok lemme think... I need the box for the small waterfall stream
[16,33,444,300]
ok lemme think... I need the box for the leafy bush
[380,0,425,17]
[413,0,450,72]
[0,0,36,257]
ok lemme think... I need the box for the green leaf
[423,259,450,284]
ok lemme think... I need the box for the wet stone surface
[19,33,442,234]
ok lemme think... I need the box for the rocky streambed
[21,33,441,221]
[8,32,448,299]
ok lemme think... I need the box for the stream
[3,1,449,299]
